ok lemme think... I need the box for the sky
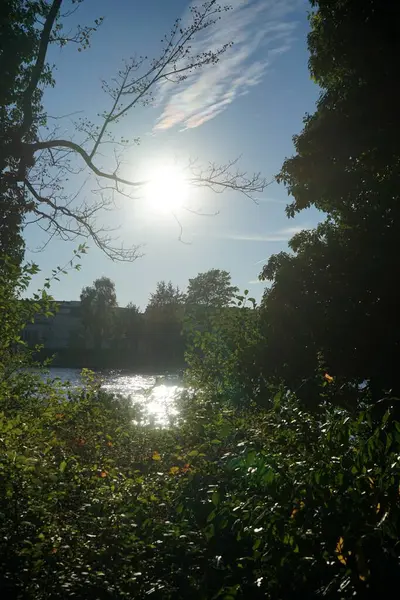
[24,0,321,309]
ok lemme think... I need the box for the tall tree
[80,277,117,348]
[113,302,142,356]
[146,281,186,313]
[258,0,400,405]
[187,269,238,308]
[145,281,186,368]
[0,0,266,263]
[0,0,49,264]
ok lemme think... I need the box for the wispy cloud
[193,224,310,245]
[221,233,290,242]
[215,224,310,243]
[154,0,301,131]
[278,225,308,236]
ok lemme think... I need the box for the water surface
[46,368,183,427]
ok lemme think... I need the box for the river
[45,368,184,427]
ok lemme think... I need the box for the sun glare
[144,165,189,213]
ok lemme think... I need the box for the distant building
[22,301,83,349]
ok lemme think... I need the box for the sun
[144,165,190,213]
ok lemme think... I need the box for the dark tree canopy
[80,276,117,348]
[259,0,400,404]
[0,0,51,264]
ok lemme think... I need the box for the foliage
[185,291,263,406]
[80,277,118,349]
[1,359,400,598]
[112,302,142,354]
[143,281,186,369]
[146,281,186,314]
[0,0,51,263]
[187,269,239,309]
[257,0,400,403]
[3,4,400,596]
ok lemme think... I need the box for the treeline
[48,269,239,369]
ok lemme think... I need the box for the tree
[186,269,238,308]
[146,281,186,313]
[113,302,142,356]
[80,277,117,348]
[0,0,267,263]
[0,0,50,264]
[258,0,400,405]
[145,281,186,368]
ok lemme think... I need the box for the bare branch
[28,139,146,187]
[188,159,271,200]
[3,0,269,264]
[172,212,192,245]
[24,178,142,262]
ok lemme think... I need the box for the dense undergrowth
[1,362,400,598]
[1,262,400,599]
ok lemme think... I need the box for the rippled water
[46,368,184,427]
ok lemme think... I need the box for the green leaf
[253,538,261,551]
[204,523,215,541]
[59,461,67,473]
[212,491,220,506]
[207,509,217,522]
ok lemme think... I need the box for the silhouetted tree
[258,0,400,405]
[80,277,117,349]
[145,281,185,368]
[113,302,142,357]
[0,0,47,264]
[187,269,238,308]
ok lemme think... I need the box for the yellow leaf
[335,537,347,565]
[324,373,334,383]
[336,537,344,553]
[152,451,161,461]
[291,508,299,519]
[169,466,180,475]
[359,574,366,581]
[375,503,380,514]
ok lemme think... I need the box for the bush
[1,262,399,598]
[1,367,400,598]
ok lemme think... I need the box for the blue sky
[25,0,321,309]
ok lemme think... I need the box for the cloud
[154,0,301,131]
[194,222,311,244]
[217,224,310,242]
[221,233,290,242]
[278,225,309,236]
[248,279,264,285]
[257,197,287,205]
